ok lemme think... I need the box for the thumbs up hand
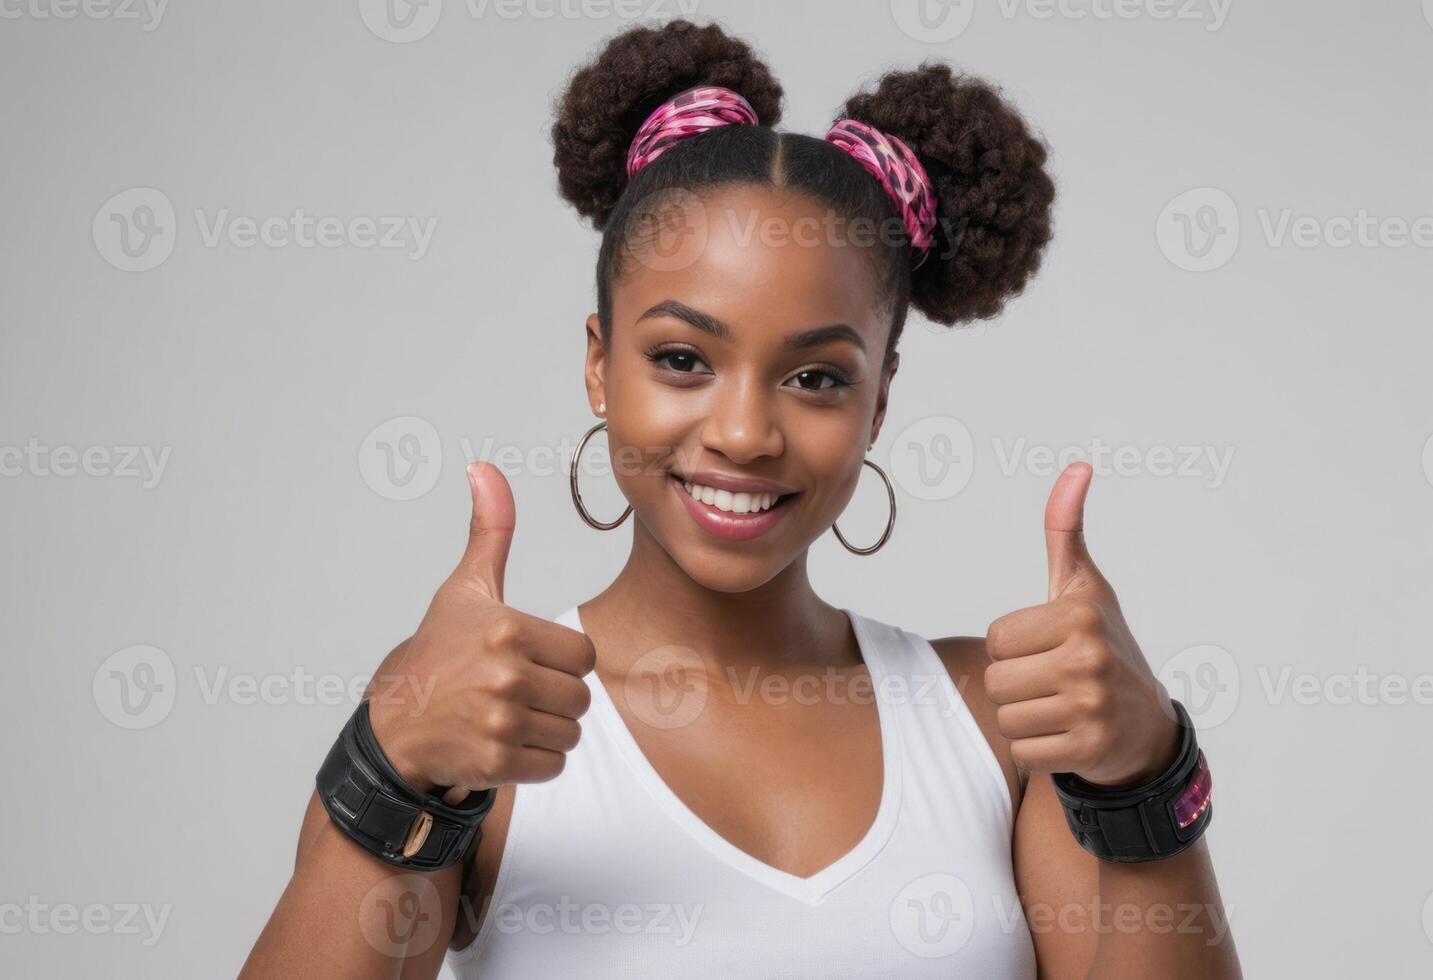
[368,462,597,802]
[983,463,1181,787]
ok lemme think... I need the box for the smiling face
[584,183,901,593]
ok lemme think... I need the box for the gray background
[3,0,1431,976]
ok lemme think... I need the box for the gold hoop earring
[571,421,632,530]
[832,458,896,555]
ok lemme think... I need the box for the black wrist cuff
[1050,699,1213,863]
[315,700,495,872]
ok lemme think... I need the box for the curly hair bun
[551,19,783,231]
[839,63,1056,326]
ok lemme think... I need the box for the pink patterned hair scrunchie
[825,118,937,254]
[626,85,759,180]
[625,85,938,258]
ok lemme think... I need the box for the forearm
[239,791,460,980]
[1082,837,1240,979]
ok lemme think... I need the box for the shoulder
[925,633,1027,813]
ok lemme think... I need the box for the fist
[983,463,1180,787]
[369,462,597,804]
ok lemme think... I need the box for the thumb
[455,461,515,603]
[1044,461,1097,601]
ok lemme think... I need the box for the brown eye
[662,352,701,373]
[786,369,848,392]
[644,346,713,376]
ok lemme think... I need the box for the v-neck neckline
[562,603,905,907]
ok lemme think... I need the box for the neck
[583,518,856,674]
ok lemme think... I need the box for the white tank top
[446,605,1036,978]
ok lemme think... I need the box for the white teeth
[680,480,781,514]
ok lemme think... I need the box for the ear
[584,313,607,415]
[869,350,899,448]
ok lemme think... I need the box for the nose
[699,376,785,465]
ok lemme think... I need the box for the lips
[672,468,798,496]
[669,472,798,542]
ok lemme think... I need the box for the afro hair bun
[837,62,1056,326]
[551,19,783,231]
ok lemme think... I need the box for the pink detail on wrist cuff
[1173,749,1212,828]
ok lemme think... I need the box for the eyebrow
[636,299,867,353]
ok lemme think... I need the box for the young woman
[242,19,1238,979]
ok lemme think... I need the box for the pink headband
[626,85,938,257]
[626,85,759,180]
[824,118,937,253]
